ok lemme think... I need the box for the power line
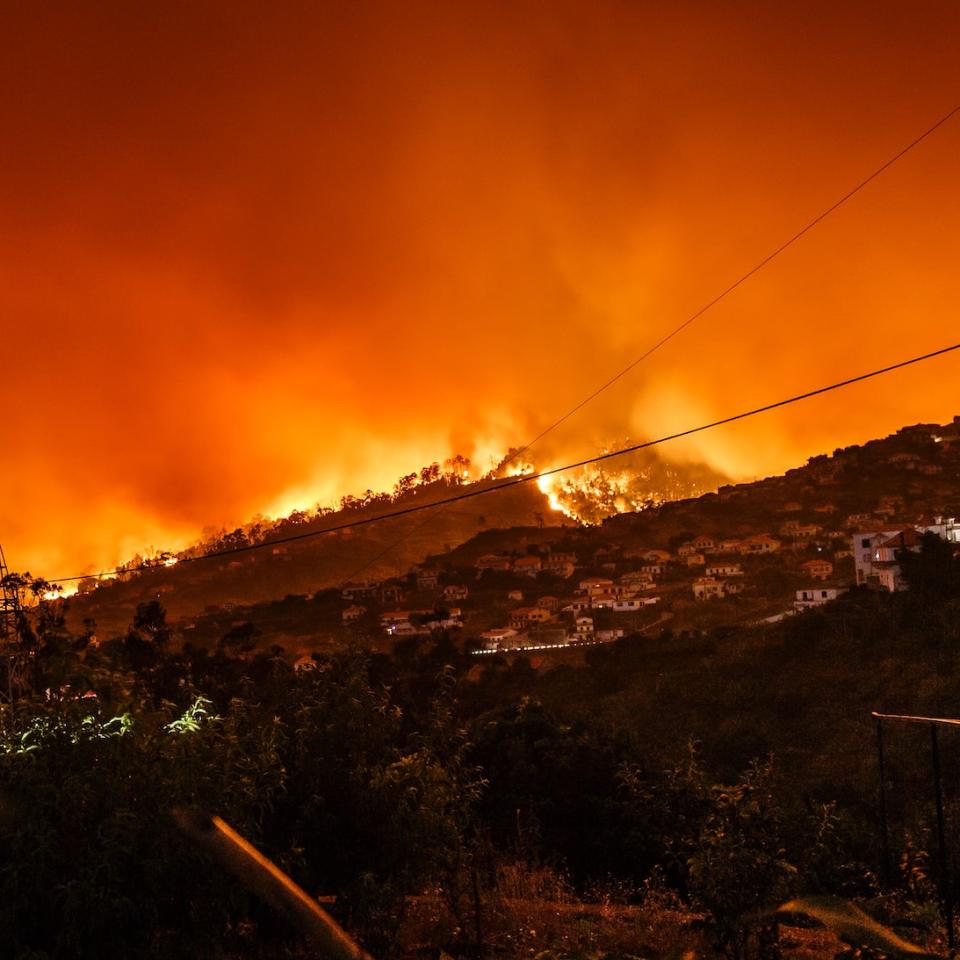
[48,340,960,585]
[511,102,960,459]
[331,100,960,587]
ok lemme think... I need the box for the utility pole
[0,544,25,704]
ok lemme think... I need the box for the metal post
[0,544,24,705]
[931,723,955,955]
[876,716,892,887]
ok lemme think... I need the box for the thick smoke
[1,1,959,575]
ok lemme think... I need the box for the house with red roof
[801,558,833,581]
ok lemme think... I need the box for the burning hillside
[534,444,727,524]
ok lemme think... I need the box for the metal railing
[873,710,958,956]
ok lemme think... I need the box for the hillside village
[304,417,959,656]
[61,416,960,659]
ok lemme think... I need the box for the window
[861,538,871,548]
[821,591,828,598]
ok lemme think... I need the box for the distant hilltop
[62,415,960,640]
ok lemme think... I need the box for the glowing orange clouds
[1,2,959,576]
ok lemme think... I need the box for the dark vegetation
[2,536,959,959]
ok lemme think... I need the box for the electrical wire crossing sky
[2,1,959,575]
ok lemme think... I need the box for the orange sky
[2,1,959,577]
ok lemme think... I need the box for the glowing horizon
[2,2,959,577]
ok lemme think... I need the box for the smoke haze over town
[2,1,959,575]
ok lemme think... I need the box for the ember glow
[2,2,959,575]
[537,446,726,524]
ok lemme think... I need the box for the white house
[705,562,743,577]
[479,627,518,651]
[795,587,847,610]
[574,616,595,640]
[416,567,441,591]
[850,521,960,591]
[852,528,921,591]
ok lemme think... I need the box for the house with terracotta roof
[692,577,724,600]
[739,534,781,555]
[513,555,543,577]
[801,558,833,580]
[578,577,615,597]
[641,549,672,563]
[589,592,617,610]
[510,607,553,630]
[780,520,821,539]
